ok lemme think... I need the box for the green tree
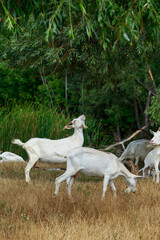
[1,0,160,141]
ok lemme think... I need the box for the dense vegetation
[1,0,160,144]
[0,104,109,155]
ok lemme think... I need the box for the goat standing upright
[139,128,160,184]
[139,149,157,181]
[12,115,87,182]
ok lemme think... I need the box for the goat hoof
[25,181,31,184]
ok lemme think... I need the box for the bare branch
[40,71,54,108]
[40,69,62,112]
[65,69,69,118]
[103,123,151,151]
[145,90,151,125]
[147,65,157,95]
[135,79,155,96]
[47,81,62,112]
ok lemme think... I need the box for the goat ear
[63,125,72,130]
[158,127,160,131]
[63,121,73,130]
[63,126,70,130]
[149,129,155,135]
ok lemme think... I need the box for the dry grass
[0,163,160,240]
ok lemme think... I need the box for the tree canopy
[1,0,160,143]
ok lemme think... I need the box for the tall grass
[0,104,112,159]
[0,104,69,158]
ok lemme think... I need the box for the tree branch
[134,98,141,129]
[145,90,151,126]
[147,65,157,95]
[103,123,151,151]
[40,71,54,108]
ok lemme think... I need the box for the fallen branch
[33,166,66,171]
[103,123,151,151]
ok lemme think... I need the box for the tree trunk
[134,98,141,129]
[145,90,151,126]
[81,72,85,111]
[40,72,54,108]
[65,69,69,118]
[47,81,62,112]
[40,70,62,112]
[113,121,123,153]
[116,121,121,142]
[137,99,145,124]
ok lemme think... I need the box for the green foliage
[0,62,38,104]
[1,0,160,141]
[1,0,160,54]
[0,62,65,109]
[36,73,65,107]
[148,88,160,126]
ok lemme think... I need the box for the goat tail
[11,139,24,147]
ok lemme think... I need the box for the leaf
[123,33,130,41]
[79,3,86,15]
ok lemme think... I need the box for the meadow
[0,162,160,240]
[0,105,160,240]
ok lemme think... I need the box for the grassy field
[0,162,160,240]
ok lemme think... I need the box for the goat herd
[0,114,160,200]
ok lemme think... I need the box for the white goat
[12,115,87,183]
[0,151,25,163]
[54,147,141,200]
[139,128,160,184]
[119,139,153,172]
[139,149,157,181]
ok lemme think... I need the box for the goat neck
[72,126,84,146]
